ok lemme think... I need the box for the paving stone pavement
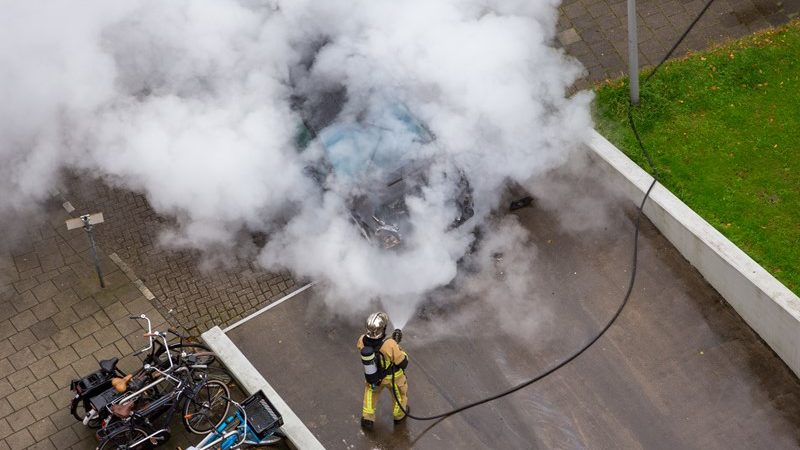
[0,200,190,449]
[557,0,800,83]
[0,199,284,450]
[63,176,298,335]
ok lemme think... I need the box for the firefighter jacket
[357,335,408,378]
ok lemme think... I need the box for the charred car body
[295,91,474,249]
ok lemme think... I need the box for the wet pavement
[227,168,800,449]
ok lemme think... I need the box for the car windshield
[318,103,434,182]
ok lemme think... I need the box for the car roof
[317,102,435,180]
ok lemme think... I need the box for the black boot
[394,406,409,425]
[361,418,374,431]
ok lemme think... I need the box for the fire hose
[388,0,716,422]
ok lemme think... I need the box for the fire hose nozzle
[392,328,403,343]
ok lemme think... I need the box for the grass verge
[593,21,800,295]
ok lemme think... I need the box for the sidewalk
[557,0,799,82]
[0,200,174,450]
[64,176,298,335]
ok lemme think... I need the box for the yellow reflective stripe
[392,382,404,417]
[361,353,374,361]
[384,369,403,379]
[362,385,375,415]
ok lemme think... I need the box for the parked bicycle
[184,390,284,450]
[95,329,231,449]
[70,314,221,429]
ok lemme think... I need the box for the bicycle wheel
[97,425,153,450]
[183,379,231,435]
[244,435,283,447]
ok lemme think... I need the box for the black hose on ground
[390,178,655,421]
[388,0,716,422]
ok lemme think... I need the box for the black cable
[384,0,718,423]
[390,178,655,421]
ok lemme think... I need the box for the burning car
[295,92,474,249]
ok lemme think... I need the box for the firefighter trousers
[362,373,408,421]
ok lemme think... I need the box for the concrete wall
[586,130,800,378]
[202,326,326,450]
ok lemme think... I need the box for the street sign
[65,212,104,230]
[65,212,106,288]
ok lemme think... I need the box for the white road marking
[223,282,315,332]
[109,252,155,300]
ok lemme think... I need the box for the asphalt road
[227,174,800,449]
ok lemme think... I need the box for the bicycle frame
[97,334,196,444]
[111,366,181,411]
[104,367,194,449]
[107,333,180,410]
[189,407,254,450]
[70,314,159,427]
[187,396,280,450]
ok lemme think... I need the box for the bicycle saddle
[112,374,133,393]
[99,357,119,374]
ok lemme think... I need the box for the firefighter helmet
[365,312,389,339]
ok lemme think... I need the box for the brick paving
[557,0,800,82]
[0,200,180,449]
[64,176,298,334]
[0,199,276,450]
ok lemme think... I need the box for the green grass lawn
[593,20,800,295]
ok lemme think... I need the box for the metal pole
[85,223,105,288]
[627,0,640,104]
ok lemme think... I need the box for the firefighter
[357,312,409,430]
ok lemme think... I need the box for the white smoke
[0,0,592,324]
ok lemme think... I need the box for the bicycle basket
[242,390,283,440]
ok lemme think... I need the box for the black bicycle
[70,314,218,429]
[96,333,231,449]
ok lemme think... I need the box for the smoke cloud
[1,0,592,326]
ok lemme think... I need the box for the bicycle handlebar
[128,314,154,357]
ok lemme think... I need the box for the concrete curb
[586,129,800,377]
[202,326,327,450]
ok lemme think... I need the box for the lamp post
[628,0,640,104]
[66,213,106,288]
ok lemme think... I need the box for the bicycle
[71,314,222,429]
[96,331,231,449]
[185,390,284,450]
[71,314,161,428]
